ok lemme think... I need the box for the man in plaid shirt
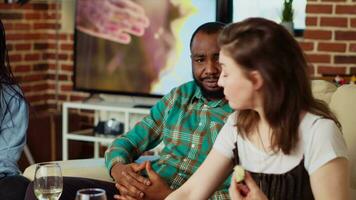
[24,22,233,200]
[107,22,233,200]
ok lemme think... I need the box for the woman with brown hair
[166,18,349,200]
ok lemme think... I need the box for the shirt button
[170,186,174,189]
[191,144,195,148]
[183,158,187,162]
[199,122,202,126]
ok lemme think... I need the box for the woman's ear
[249,70,264,90]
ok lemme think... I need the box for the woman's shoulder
[300,112,348,174]
[300,112,344,153]
[0,84,24,104]
[226,111,238,123]
[1,84,23,96]
[300,112,339,135]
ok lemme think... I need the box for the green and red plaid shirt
[105,81,233,199]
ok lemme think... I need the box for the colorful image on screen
[74,0,216,96]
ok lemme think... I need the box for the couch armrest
[23,158,113,182]
[329,84,356,193]
[23,155,160,182]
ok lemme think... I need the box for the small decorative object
[94,119,124,136]
[281,0,294,35]
[333,75,345,87]
[350,75,356,84]
[4,0,29,5]
[233,165,245,183]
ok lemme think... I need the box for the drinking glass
[75,188,107,200]
[33,162,63,200]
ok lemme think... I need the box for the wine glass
[33,162,63,200]
[75,188,107,200]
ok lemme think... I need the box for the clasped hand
[111,161,172,200]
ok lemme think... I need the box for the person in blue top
[0,19,30,200]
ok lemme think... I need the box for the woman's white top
[213,112,348,174]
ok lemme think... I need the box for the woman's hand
[229,172,268,200]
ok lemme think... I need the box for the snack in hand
[233,165,245,183]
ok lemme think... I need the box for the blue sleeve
[0,87,29,176]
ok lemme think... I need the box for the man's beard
[193,75,224,100]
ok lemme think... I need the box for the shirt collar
[192,84,229,108]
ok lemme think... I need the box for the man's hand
[114,161,173,200]
[140,161,173,200]
[111,162,151,199]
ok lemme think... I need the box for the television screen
[74,0,217,97]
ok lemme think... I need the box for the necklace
[256,126,270,193]
[257,127,269,153]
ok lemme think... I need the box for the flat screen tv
[74,0,220,97]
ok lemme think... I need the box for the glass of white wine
[75,188,107,200]
[33,162,63,200]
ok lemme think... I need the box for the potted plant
[281,0,294,35]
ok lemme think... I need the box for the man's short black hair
[189,22,226,50]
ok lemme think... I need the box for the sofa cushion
[311,80,337,104]
[329,84,356,191]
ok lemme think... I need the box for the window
[233,0,307,30]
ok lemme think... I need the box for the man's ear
[249,70,263,90]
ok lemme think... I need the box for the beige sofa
[23,80,356,197]
[312,80,356,198]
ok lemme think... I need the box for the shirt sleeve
[213,112,237,159]
[304,118,348,174]
[0,86,29,175]
[104,90,175,172]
